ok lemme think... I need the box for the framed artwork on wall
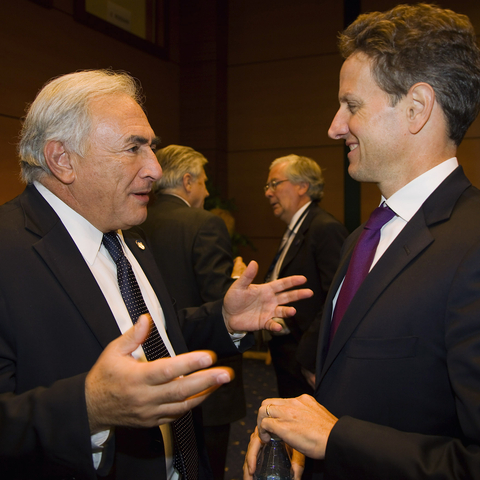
[74,0,168,59]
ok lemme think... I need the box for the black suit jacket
[275,203,348,371]
[140,194,245,426]
[311,167,480,479]
[0,185,252,480]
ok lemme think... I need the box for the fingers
[232,257,247,277]
[275,287,314,307]
[234,260,258,287]
[290,449,305,480]
[149,366,235,422]
[270,274,308,291]
[145,350,218,385]
[111,313,152,356]
[263,318,285,332]
[244,427,264,480]
[257,395,337,460]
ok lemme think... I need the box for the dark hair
[338,3,480,146]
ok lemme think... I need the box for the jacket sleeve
[192,214,235,302]
[323,236,480,479]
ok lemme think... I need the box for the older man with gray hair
[0,70,312,480]
[264,154,348,399]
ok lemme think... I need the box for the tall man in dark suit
[264,154,348,398]
[245,4,480,479]
[0,69,313,480]
[141,144,247,480]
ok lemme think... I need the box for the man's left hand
[222,261,313,333]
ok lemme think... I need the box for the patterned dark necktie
[329,204,396,343]
[102,231,199,480]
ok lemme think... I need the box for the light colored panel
[228,54,343,152]
[0,117,24,205]
[229,0,343,65]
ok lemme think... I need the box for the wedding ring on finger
[266,404,272,418]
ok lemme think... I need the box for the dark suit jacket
[0,185,252,480]
[275,203,348,371]
[310,167,480,479]
[140,194,245,426]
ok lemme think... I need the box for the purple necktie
[102,232,199,480]
[329,204,395,342]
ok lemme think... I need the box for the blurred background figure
[141,144,246,480]
[264,154,348,397]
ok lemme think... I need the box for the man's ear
[297,181,309,196]
[182,173,193,193]
[407,83,435,135]
[44,140,75,184]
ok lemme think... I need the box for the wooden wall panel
[0,0,180,205]
[228,54,343,152]
[229,0,343,64]
[227,1,346,281]
[458,138,480,188]
[0,117,24,203]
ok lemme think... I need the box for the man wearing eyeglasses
[264,154,348,398]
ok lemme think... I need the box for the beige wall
[227,0,480,281]
[0,0,181,205]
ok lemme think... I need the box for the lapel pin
[136,240,146,250]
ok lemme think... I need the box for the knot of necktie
[364,204,396,232]
[102,231,123,263]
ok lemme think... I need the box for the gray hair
[270,154,324,201]
[19,69,143,184]
[154,145,207,193]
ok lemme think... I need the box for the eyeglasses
[264,179,289,192]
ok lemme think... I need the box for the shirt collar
[34,181,106,266]
[384,157,458,222]
[288,201,312,231]
[165,193,191,207]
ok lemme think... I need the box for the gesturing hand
[222,261,313,333]
[85,315,234,434]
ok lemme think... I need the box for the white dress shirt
[332,157,459,314]
[34,182,177,479]
[271,201,312,281]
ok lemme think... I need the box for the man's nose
[328,108,348,140]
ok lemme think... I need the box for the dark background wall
[1,0,480,281]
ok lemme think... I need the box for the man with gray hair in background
[0,69,312,480]
[141,144,247,480]
[264,154,348,399]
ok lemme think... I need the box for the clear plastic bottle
[253,435,293,480]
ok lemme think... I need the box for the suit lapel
[125,233,189,355]
[317,166,471,382]
[21,186,120,349]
